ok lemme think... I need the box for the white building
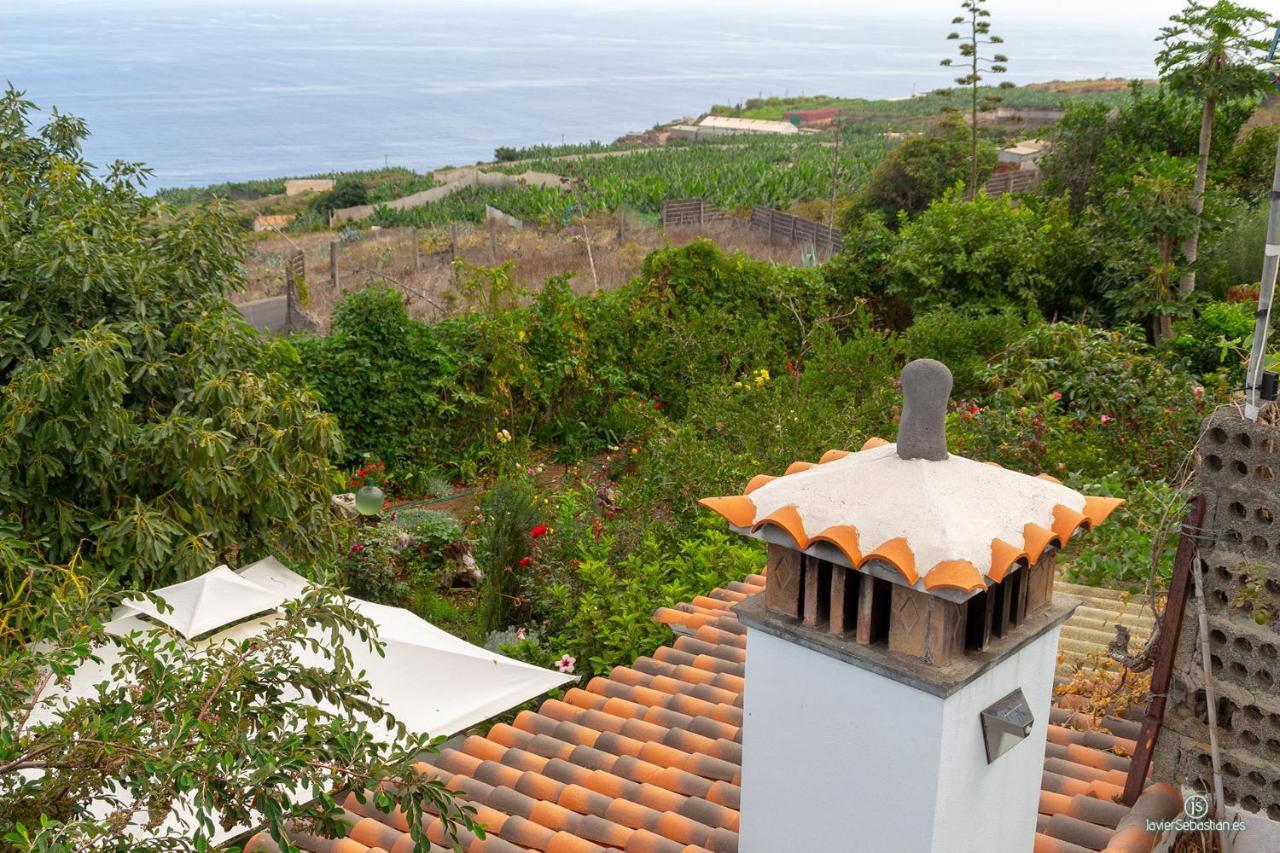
[998,139,1051,171]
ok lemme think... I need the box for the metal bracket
[980,688,1034,763]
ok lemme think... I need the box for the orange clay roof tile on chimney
[810,524,863,566]
[864,536,917,585]
[1083,495,1125,527]
[1051,505,1091,546]
[698,438,1122,599]
[922,560,986,593]
[989,539,1028,583]
[251,572,1183,853]
[1022,523,1059,564]
[750,505,810,549]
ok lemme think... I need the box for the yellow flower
[517,329,527,341]
[496,429,512,444]
[630,447,638,455]
[754,368,770,386]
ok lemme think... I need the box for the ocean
[1,0,1166,190]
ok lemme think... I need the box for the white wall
[738,625,1062,853]
[935,627,1060,852]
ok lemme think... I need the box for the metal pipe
[1191,554,1226,845]
[1244,36,1280,420]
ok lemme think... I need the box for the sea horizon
[1,0,1169,189]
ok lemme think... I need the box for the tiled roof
[246,573,1179,853]
[699,439,1123,596]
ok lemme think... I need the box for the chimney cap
[699,363,1124,600]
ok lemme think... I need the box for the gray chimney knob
[897,358,952,461]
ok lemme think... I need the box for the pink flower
[518,556,532,568]
[1100,414,1114,426]
[530,524,548,539]
[349,541,363,553]
[556,654,576,674]
[1193,386,1205,399]
[516,627,528,641]
[1050,391,1062,401]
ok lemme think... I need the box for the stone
[331,492,358,518]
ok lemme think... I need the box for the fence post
[617,208,626,245]
[488,217,497,262]
[450,223,459,287]
[699,200,706,226]
[412,227,420,272]
[329,241,338,289]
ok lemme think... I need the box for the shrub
[621,319,903,528]
[291,287,479,470]
[1197,199,1267,298]
[854,116,995,220]
[1168,300,1253,379]
[311,178,368,214]
[888,190,1074,314]
[1062,473,1181,590]
[540,520,762,678]
[953,324,1212,483]
[902,307,1031,398]
[476,477,542,632]
[1223,124,1280,200]
[0,89,340,589]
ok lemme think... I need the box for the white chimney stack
[699,359,1123,853]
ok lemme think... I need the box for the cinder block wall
[1153,407,1280,820]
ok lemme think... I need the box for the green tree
[853,116,995,220]
[1156,0,1272,294]
[1089,154,1205,338]
[1223,123,1280,198]
[887,189,1073,314]
[1,570,479,851]
[940,0,1010,194]
[1039,102,1113,214]
[0,88,342,588]
[0,89,476,852]
[311,179,369,215]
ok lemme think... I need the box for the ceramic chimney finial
[897,359,952,461]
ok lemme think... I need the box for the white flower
[556,654,576,674]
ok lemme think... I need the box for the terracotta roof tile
[699,440,1123,597]
[257,572,1179,853]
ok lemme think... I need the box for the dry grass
[238,213,812,329]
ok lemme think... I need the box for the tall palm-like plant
[1156,1,1272,295]
[941,0,1009,195]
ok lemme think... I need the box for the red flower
[530,524,548,539]
[786,360,799,377]
[654,400,663,410]
[969,404,981,415]
[349,541,363,554]
[518,556,532,567]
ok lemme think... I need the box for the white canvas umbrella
[30,557,572,844]
[236,557,572,735]
[119,564,286,639]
